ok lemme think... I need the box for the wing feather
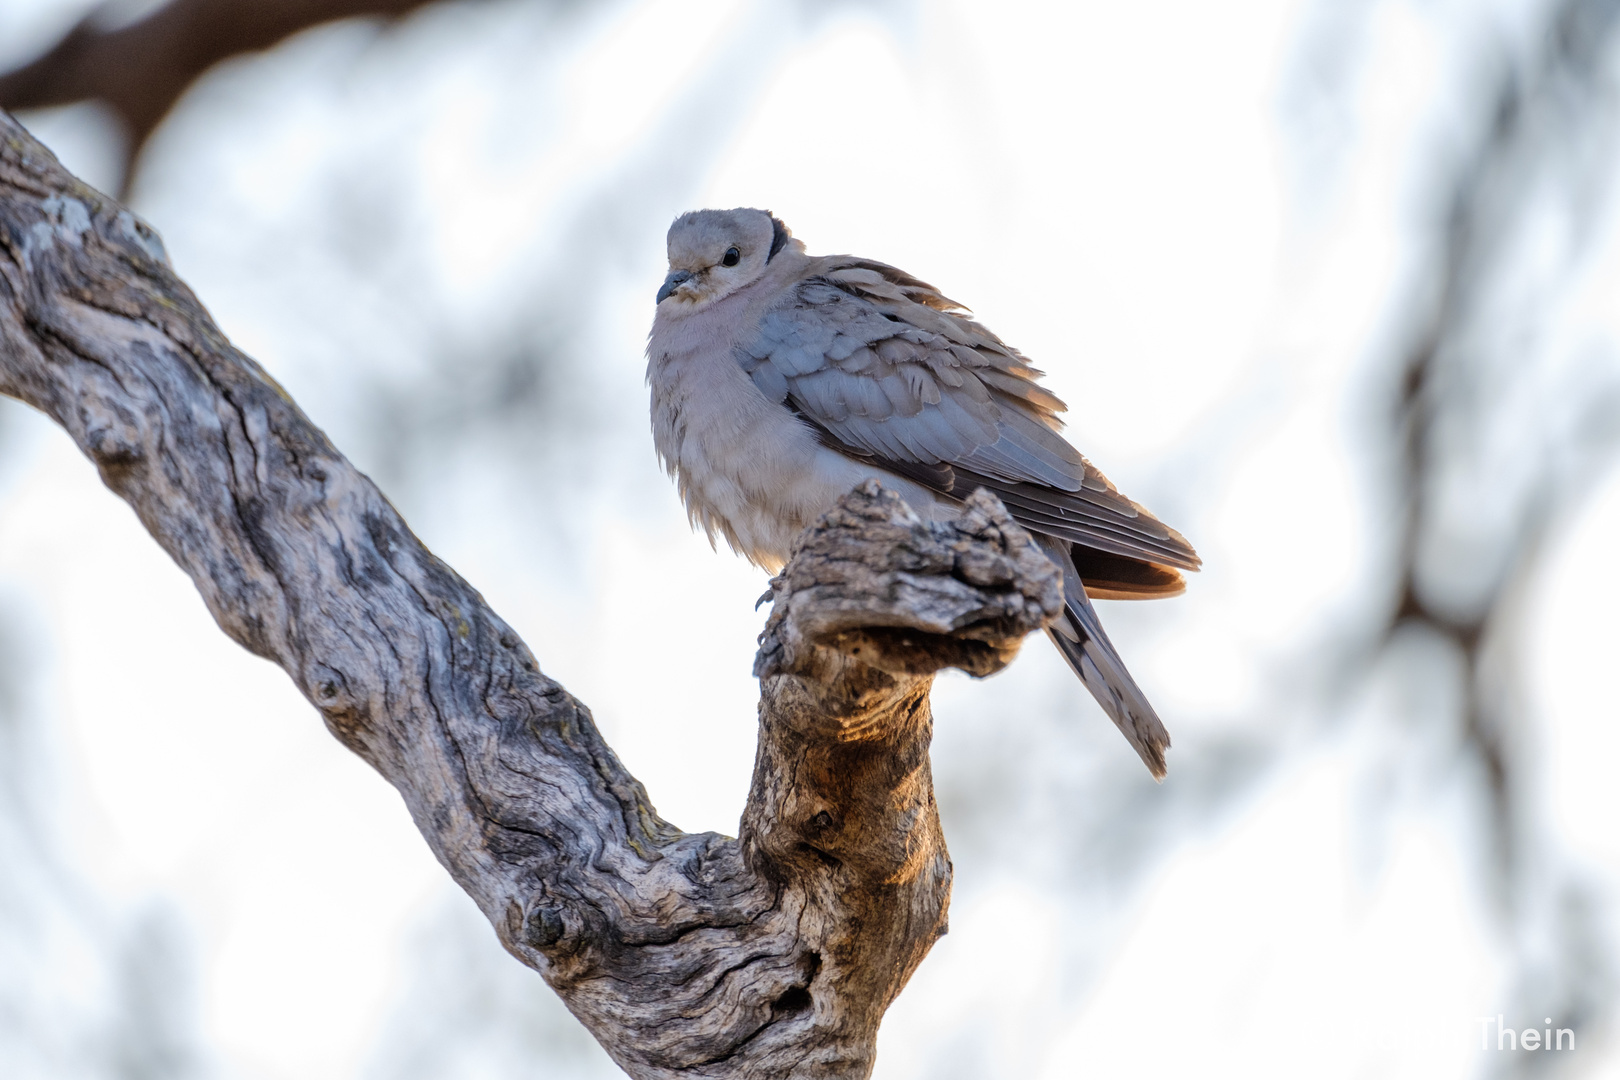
[739,256,1200,574]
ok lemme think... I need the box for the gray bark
[0,110,1063,1078]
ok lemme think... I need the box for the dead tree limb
[0,111,1062,1078]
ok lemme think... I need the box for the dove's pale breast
[647,207,1198,778]
[648,284,943,571]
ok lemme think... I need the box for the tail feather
[1040,540,1172,780]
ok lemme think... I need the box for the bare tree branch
[0,110,1063,1078]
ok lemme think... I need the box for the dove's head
[658,208,796,310]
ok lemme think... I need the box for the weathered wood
[0,110,1063,1078]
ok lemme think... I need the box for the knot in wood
[78,398,145,472]
[754,482,1063,679]
[524,903,567,949]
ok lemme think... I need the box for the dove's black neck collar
[766,214,790,263]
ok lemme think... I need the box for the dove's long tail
[1040,539,1172,780]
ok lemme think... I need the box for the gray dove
[647,208,1199,778]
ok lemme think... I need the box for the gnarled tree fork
[0,110,1064,1079]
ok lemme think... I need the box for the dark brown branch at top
[0,0,483,195]
[0,110,1062,1078]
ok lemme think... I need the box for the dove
[646,208,1199,778]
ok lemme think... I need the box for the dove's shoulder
[737,252,1202,573]
[738,252,1071,468]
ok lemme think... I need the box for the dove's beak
[656,269,694,304]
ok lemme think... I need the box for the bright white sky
[3,0,1620,1077]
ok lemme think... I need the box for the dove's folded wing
[736,257,1200,594]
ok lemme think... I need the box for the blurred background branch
[0,0,513,197]
[1363,0,1620,1062]
[1386,0,1620,877]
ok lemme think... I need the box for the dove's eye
[722,247,740,267]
